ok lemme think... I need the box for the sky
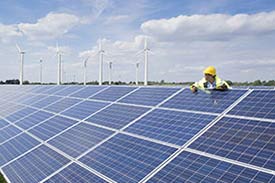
[0,0,275,83]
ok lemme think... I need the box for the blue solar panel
[91,86,137,101]
[39,85,67,94]
[79,134,176,183]
[2,145,70,183]
[70,86,106,98]
[32,85,56,93]
[5,107,37,123]
[45,163,107,183]
[119,87,180,106]
[31,95,62,108]
[54,85,84,96]
[49,123,114,157]
[86,104,150,129]
[61,100,109,120]
[20,94,48,105]
[28,116,78,141]
[229,90,275,119]
[161,89,246,113]
[0,119,9,129]
[148,151,275,183]
[15,111,53,130]
[44,98,81,113]
[0,133,40,166]
[125,109,217,146]
[189,117,275,171]
[0,125,21,143]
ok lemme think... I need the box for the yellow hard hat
[204,66,216,76]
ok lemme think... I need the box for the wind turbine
[98,39,104,85]
[39,58,43,84]
[56,43,62,85]
[83,56,90,85]
[135,62,139,85]
[108,61,112,85]
[16,44,25,85]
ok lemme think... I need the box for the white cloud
[141,11,275,41]
[0,23,22,43]
[18,12,81,40]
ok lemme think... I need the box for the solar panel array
[0,85,274,183]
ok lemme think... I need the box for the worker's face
[204,74,215,82]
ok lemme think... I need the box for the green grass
[0,173,7,183]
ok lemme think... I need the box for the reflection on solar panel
[0,86,274,183]
[61,100,109,120]
[119,87,180,106]
[79,134,177,183]
[45,163,107,183]
[49,123,114,157]
[148,151,275,183]
[86,103,150,129]
[162,89,246,113]
[91,86,137,101]
[125,109,217,146]
[228,90,275,119]
[189,117,275,170]
[2,145,70,183]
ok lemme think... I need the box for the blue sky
[0,0,275,83]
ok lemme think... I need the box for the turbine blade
[16,44,21,53]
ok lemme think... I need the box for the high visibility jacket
[190,76,230,90]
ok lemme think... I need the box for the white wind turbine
[98,39,105,85]
[39,58,43,84]
[135,62,140,85]
[83,56,90,85]
[16,44,26,85]
[108,61,112,85]
[56,43,62,85]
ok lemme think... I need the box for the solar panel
[79,134,177,183]
[20,94,48,105]
[61,100,109,120]
[188,117,275,170]
[147,151,275,183]
[119,87,180,106]
[31,96,62,108]
[48,123,114,158]
[125,109,217,146]
[161,89,246,113]
[15,111,53,130]
[0,125,21,143]
[0,119,9,129]
[44,98,81,113]
[2,145,70,183]
[0,133,40,166]
[39,85,67,95]
[90,86,137,101]
[86,103,150,129]
[28,116,78,141]
[228,90,275,119]
[5,107,37,123]
[44,163,108,183]
[53,85,83,96]
[70,86,106,98]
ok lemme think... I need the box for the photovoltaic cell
[39,86,67,95]
[61,100,109,120]
[28,116,77,141]
[0,133,40,166]
[86,104,150,129]
[125,109,217,146]
[0,119,9,129]
[45,163,107,183]
[20,94,48,105]
[53,85,84,96]
[70,86,106,99]
[119,87,180,106]
[228,90,275,119]
[5,107,37,123]
[2,145,70,183]
[161,89,246,113]
[15,111,53,130]
[32,85,56,93]
[44,98,81,113]
[31,96,62,108]
[90,86,137,101]
[49,123,114,158]
[79,134,176,183]
[189,117,275,171]
[148,151,275,183]
[0,125,21,143]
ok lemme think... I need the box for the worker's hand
[217,84,228,91]
[191,86,197,93]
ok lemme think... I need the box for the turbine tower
[56,43,62,85]
[16,44,25,85]
[83,56,90,85]
[98,39,104,85]
[135,62,139,85]
[108,61,112,85]
[144,37,149,86]
[39,58,43,84]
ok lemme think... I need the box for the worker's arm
[216,80,230,91]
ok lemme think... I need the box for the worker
[190,66,230,93]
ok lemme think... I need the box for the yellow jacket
[190,75,230,91]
